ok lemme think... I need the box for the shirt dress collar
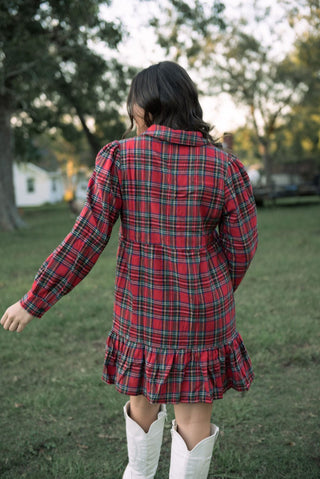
[142,124,209,147]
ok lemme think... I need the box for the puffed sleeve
[20,141,122,318]
[219,156,258,291]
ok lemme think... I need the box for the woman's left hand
[1,301,34,333]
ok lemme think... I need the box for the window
[51,178,57,192]
[26,177,35,193]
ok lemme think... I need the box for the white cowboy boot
[122,401,167,479]
[169,419,219,479]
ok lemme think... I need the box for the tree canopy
[0,0,135,230]
[151,0,319,186]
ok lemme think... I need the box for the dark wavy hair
[126,61,219,144]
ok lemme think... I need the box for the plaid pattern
[21,125,258,403]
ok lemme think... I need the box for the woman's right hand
[1,301,34,333]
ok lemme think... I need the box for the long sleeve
[20,141,122,318]
[218,156,258,291]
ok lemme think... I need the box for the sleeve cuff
[20,292,51,318]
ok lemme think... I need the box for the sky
[99,0,297,135]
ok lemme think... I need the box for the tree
[149,0,226,63]
[268,0,320,167]
[232,126,261,165]
[151,1,311,190]
[207,28,307,188]
[0,0,132,231]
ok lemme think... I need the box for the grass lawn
[0,198,319,479]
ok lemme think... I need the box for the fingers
[1,312,11,330]
[0,311,8,327]
[1,312,16,331]
[9,320,19,332]
[17,323,25,333]
[2,315,25,332]
[1,302,34,333]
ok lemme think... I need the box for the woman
[1,62,258,479]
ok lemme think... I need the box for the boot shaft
[169,420,219,479]
[123,401,167,479]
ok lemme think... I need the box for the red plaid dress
[21,125,258,404]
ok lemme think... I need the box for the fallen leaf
[77,444,89,449]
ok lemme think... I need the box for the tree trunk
[57,74,101,158]
[0,94,26,231]
[75,104,101,158]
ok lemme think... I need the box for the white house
[75,176,90,200]
[13,162,64,207]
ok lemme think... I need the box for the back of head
[126,61,217,143]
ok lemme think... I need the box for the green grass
[1,198,320,479]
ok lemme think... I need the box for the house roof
[14,162,62,178]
